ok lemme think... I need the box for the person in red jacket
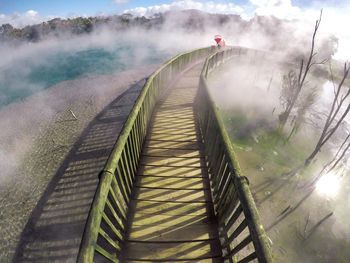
[214,34,226,49]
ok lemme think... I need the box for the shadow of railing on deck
[120,106,222,261]
[12,80,146,263]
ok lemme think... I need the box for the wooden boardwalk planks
[121,64,223,262]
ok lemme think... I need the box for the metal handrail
[77,47,213,262]
[196,47,273,262]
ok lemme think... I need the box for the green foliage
[223,109,311,174]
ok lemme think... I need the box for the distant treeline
[0,9,338,63]
[0,10,277,43]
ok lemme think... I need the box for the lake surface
[0,44,169,107]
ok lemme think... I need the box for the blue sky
[0,0,313,16]
[0,0,348,30]
[0,0,349,59]
[1,0,185,16]
[0,0,128,16]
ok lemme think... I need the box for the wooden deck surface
[121,64,223,262]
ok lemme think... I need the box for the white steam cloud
[0,5,345,186]
[0,17,224,185]
[123,0,350,61]
[250,0,301,18]
[1,1,349,59]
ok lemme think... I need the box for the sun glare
[316,173,341,197]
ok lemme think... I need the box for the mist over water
[0,42,169,107]
[0,8,340,109]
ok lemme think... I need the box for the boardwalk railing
[78,46,272,263]
[77,47,213,262]
[197,47,273,262]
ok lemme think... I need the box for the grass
[222,109,311,176]
[220,108,350,263]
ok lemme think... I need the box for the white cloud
[0,1,349,61]
[249,0,301,19]
[123,0,244,17]
[26,10,39,17]
[0,10,53,28]
[123,0,350,60]
[317,7,350,61]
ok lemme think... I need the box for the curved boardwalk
[12,81,145,263]
[13,62,225,262]
[121,64,223,262]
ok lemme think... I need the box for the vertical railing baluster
[116,161,131,200]
[135,114,142,155]
[128,129,138,173]
[121,150,133,192]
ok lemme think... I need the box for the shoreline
[0,64,157,261]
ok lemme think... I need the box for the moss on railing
[77,45,272,263]
[197,47,273,262]
[77,47,213,263]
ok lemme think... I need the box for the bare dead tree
[279,70,298,126]
[279,10,326,129]
[303,212,333,242]
[285,87,318,142]
[305,62,350,166]
[325,132,350,172]
[303,132,349,189]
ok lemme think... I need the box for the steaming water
[0,45,168,107]
[0,38,167,261]
[208,55,350,263]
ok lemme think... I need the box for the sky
[0,0,348,23]
[0,0,347,19]
[0,0,349,60]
